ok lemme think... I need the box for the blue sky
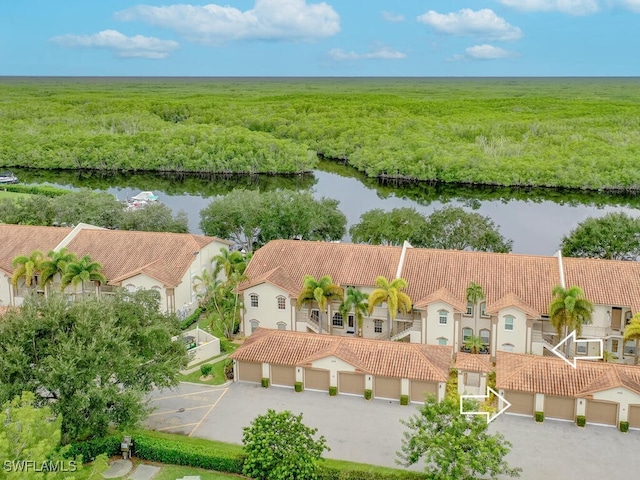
[2,0,640,76]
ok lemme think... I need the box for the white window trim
[332,312,344,328]
[374,319,383,333]
[438,309,449,325]
[465,302,473,317]
[250,293,259,308]
[276,295,286,310]
[504,315,514,331]
[437,337,448,346]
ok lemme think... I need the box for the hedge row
[0,183,70,197]
[63,434,122,462]
[180,306,204,330]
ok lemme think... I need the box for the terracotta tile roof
[231,328,452,382]
[238,266,300,296]
[485,293,540,317]
[414,287,466,311]
[0,224,72,274]
[243,240,401,295]
[402,248,560,316]
[563,257,640,312]
[496,352,640,396]
[455,352,493,373]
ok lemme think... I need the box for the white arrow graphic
[460,387,511,424]
[544,330,603,368]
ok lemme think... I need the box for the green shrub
[317,465,426,480]
[364,389,372,400]
[329,386,337,396]
[261,377,270,388]
[133,431,244,473]
[219,337,233,353]
[200,364,213,376]
[620,421,629,433]
[1,184,70,197]
[400,395,409,406]
[224,359,234,380]
[180,307,204,330]
[295,382,304,392]
[63,434,122,463]
[535,411,544,423]
[576,415,586,427]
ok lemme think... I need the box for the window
[250,319,259,333]
[437,337,448,346]
[480,328,490,347]
[277,296,286,310]
[576,341,587,355]
[374,320,383,333]
[332,312,344,328]
[250,294,259,308]
[624,341,636,355]
[480,302,488,317]
[438,310,448,325]
[465,302,473,316]
[504,315,514,331]
[501,343,515,352]
[309,309,320,324]
[625,311,633,326]
[611,339,619,353]
[277,322,287,331]
[462,327,473,342]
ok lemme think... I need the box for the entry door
[347,314,355,334]
[611,308,622,330]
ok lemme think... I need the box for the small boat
[0,172,18,185]
[124,191,160,211]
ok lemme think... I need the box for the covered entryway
[504,391,534,416]
[237,361,262,383]
[586,399,618,426]
[338,372,365,395]
[545,395,575,421]
[271,364,296,387]
[374,376,401,400]
[305,368,330,391]
[410,380,437,403]
[628,405,640,429]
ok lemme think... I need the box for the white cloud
[327,46,406,61]
[417,8,522,41]
[115,0,340,45]
[382,11,405,22]
[609,0,640,12]
[49,30,179,59]
[497,0,600,15]
[464,44,518,59]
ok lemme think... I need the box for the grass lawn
[153,464,246,480]
[0,190,29,199]
[179,358,231,385]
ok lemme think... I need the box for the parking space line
[149,388,226,401]
[147,404,214,417]
[156,422,199,432]
[189,387,229,437]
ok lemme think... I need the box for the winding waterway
[13,161,640,256]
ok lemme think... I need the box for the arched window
[465,302,473,316]
[250,319,260,333]
[480,302,487,317]
[462,327,473,342]
[332,312,344,328]
[277,296,286,310]
[250,293,259,308]
[480,328,490,346]
[501,343,515,352]
[504,315,514,331]
[438,310,448,325]
[277,322,287,331]
[437,337,448,346]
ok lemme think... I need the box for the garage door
[545,395,575,421]
[629,405,640,429]
[410,380,437,403]
[271,365,296,387]
[237,361,262,383]
[339,372,365,395]
[586,400,618,426]
[305,369,330,391]
[505,391,534,416]
[374,377,401,400]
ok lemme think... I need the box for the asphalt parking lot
[145,382,640,479]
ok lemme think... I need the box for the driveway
[145,382,640,479]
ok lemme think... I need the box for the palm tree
[297,275,343,334]
[339,287,369,337]
[368,276,412,340]
[466,281,485,336]
[548,285,594,356]
[11,250,45,292]
[213,247,248,278]
[60,255,107,296]
[40,248,77,294]
[623,313,640,365]
[464,335,484,354]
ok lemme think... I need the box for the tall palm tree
[11,250,45,292]
[40,248,78,294]
[213,247,248,278]
[466,281,485,337]
[549,285,594,356]
[60,255,107,296]
[339,287,369,337]
[464,335,485,354]
[368,276,412,340]
[297,275,343,334]
[623,313,640,365]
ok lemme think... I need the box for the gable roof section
[231,328,452,382]
[563,257,640,312]
[414,287,466,311]
[455,352,493,373]
[0,224,72,274]
[242,240,401,295]
[496,352,640,396]
[238,266,300,296]
[485,293,540,317]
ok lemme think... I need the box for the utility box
[121,436,134,459]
